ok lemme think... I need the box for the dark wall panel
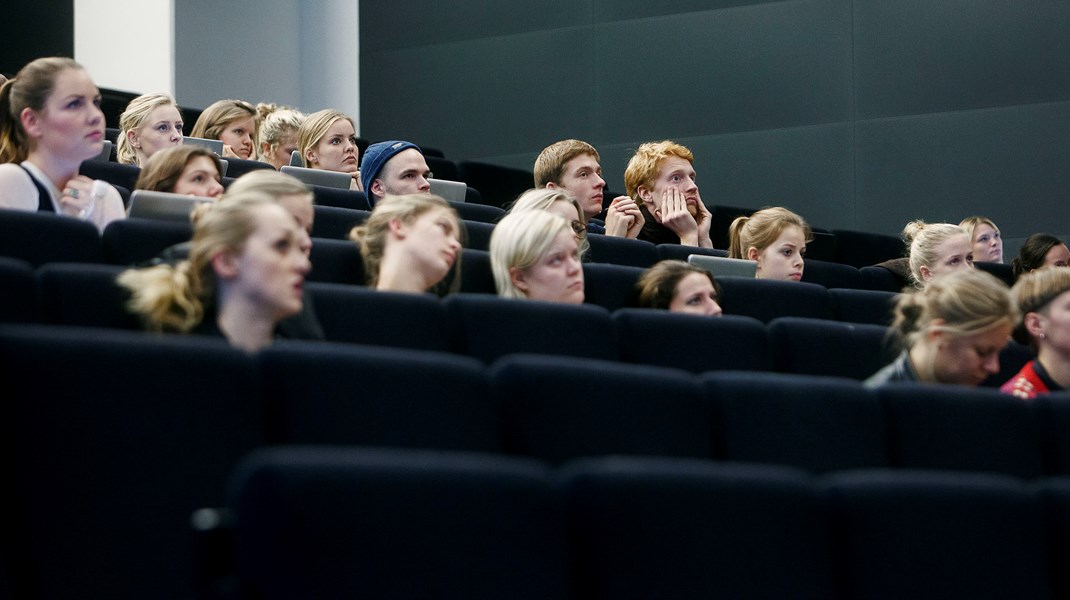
[360,0,586,51]
[594,0,853,142]
[0,0,74,76]
[854,0,1070,119]
[592,0,783,23]
[855,101,1070,237]
[362,30,596,158]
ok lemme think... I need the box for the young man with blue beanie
[359,140,432,206]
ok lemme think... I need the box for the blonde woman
[1002,267,1070,399]
[190,99,258,159]
[118,191,311,352]
[116,93,183,166]
[349,194,462,294]
[901,221,974,288]
[959,215,1003,264]
[728,206,812,281]
[297,109,360,190]
[256,103,305,170]
[509,188,590,256]
[864,269,1017,388]
[490,209,585,304]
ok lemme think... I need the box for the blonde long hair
[116,93,181,165]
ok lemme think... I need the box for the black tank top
[18,164,55,213]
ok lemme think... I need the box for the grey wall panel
[361,30,596,158]
[593,0,784,23]
[593,0,853,142]
[854,0,1070,119]
[175,0,303,109]
[360,0,587,51]
[854,101,1070,237]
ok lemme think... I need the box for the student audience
[359,140,432,206]
[0,56,125,231]
[1002,267,1070,399]
[491,209,585,304]
[960,215,1003,264]
[115,93,183,166]
[135,145,224,199]
[533,139,643,238]
[349,194,462,294]
[728,207,812,281]
[637,260,723,316]
[118,191,311,352]
[509,188,590,256]
[1011,233,1070,280]
[190,99,258,159]
[865,269,1016,388]
[624,140,713,247]
[297,109,360,189]
[256,103,304,170]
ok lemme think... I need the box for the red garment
[1000,360,1051,400]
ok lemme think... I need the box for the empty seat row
[0,323,1061,597]
[226,448,1070,599]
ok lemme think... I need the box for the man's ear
[509,266,529,293]
[636,184,653,204]
[210,249,240,281]
[371,178,385,199]
[545,182,559,190]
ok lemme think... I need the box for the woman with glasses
[508,188,590,257]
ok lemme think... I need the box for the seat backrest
[425,156,459,181]
[704,371,888,472]
[493,355,712,463]
[582,263,643,311]
[463,220,494,251]
[310,184,371,210]
[1033,394,1070,476]
[449,200,504,224]
[585,234,659,268]
[459,248,496,294]
[79,159,140,191]
[614,309,771,373]
[310,205,369,240]
[878,383,1045,479]
[228,447,568,600]
[860,264,909,292]
[768,317,896,380]
[0,324,263,600]
[36,263,142,330]
[0,257,37,323]
[975,261,1015,287]
[307,238,364,284]
[716,277,835,322]
[101,218,192,265]
[221,157,274,178]
[831,228,904,268]
[564,457,835,599]
[446,294,617,363]
[0,209,105,266]
[259,341,498,451]
[829,287,898,326]
[307,282,451,351]
[654,244,729,262]
[456,161,534,208]
[801,257,864,289]
[823,470,1052,599]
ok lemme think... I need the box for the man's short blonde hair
[533,139,600,188]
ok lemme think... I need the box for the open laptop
[280,165,354,190]
[183,136,225,156]
[127,190,213,222]
[429,178,467,203]
[688,254,758,278]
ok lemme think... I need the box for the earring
[1040,332,1047,339]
